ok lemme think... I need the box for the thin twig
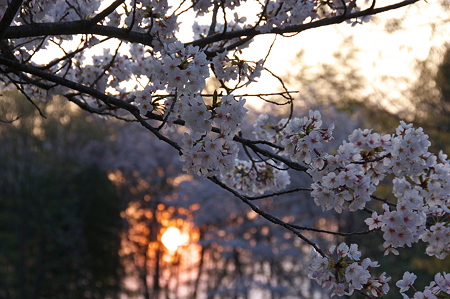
[209,175,327,257]
[247,187,313,200]
[2,72,46,118]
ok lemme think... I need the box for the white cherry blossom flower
[396,271,417,293]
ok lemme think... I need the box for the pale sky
[210,0,450,110]
[40,0,450,112]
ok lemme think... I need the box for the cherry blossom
[221,159,291,196]
[396,272,417,293]
[0,0,448,297]
[307,243,390,297]
[397,272,450,299]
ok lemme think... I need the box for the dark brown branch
[88,0,125,25]
[0,53,307,172]
[1,71,46,118]
[352,153,391,164]
[0,0,24,39]
[288,223,376,236]
[209,175,327,257]
[189,0,419,48]
[40,37,111,70]
[0,115,20,123]
[140,111,309,171]
[207,1,220,37]
[132,111,183,154]
[2,0,418,53]
[247,187,313,200]
[0,54,134,111]
[4,22,155,46]
[249,140,283,150]
[0,54,182,152]
[234,132,308,172]
[65,94,110,114]
[370,194,396,207]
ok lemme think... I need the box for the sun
[161,227,184,252]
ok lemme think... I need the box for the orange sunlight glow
[161,227,188,252]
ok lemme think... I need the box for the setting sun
[161,227,184,252]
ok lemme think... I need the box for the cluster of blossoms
[127,42,210,110]
[280,110,334,165]
[365,202,426,256]
[253,110,379,210]
[253,111,449,258]
[365,180,450,258]
[316,121,449,257]
[221,159,291,196]
[422,222,450,258]
[396,271,450,298]
[212,55,265,87]
[254,110,334,165]
[362,124,450,257]
[178,95,249,176]
[104,0,178,38]
[133,88,154,116]
[16,0,100,24]
[307,243,390,297]
[158,42,210,93]
[308,127,392,213]
[180,132,239,176]
[257,0,318,33]
[193,0,245,14]
[253,114,288,144]
[250,110,335,195]
[2,1,450,297]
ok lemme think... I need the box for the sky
[45,0,450,112]
[186,0,450,111]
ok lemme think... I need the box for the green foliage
[0,92,123,299]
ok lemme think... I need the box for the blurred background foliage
[1,33,450,299]
[0,92,330,298]
[0,94,123,298]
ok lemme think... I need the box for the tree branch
[4,22,155,46]
[190,0,420,48]
[209,175,327,257]
[247,187,313,200]
[2,0,419,53]
[146,111,309,172]
[0,53,304,172]
[88,0,125,26]
[0,0,24,40]
[0,54,135,111]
